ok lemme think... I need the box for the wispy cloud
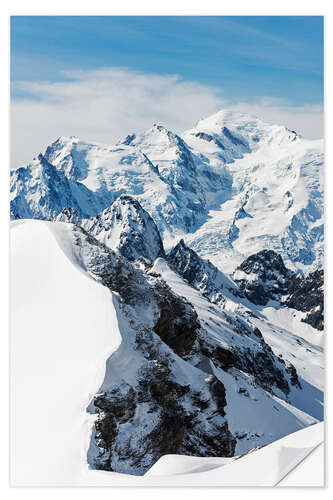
[11,67,323,168]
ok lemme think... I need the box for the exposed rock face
[233,249,324,331]
[93,346,235,475]
[55,207,81,224]
[233,250,292,305]
[168,239,243,308]
[152,281,200,357]
[167,240,298,394]
[198,312,293,396]
[285,269,324,330]
[82,194,166,262]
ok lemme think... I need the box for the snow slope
[182,110,324,273]
[10,220,121,485]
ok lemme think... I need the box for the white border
[1,2,331,499]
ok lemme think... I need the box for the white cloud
[11,67,323,168]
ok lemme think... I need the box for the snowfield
[10,220,121,485]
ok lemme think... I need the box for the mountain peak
[84,195,165,262]
[183,107,301,158]
[152,123,167,131]
[195,108,276,131]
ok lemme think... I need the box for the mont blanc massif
[10,109,324,477]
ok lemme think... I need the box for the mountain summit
[83,194,166,262]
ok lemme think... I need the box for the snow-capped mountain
[11,109,324,274]
[10,109,324,477]
[182,110,323,273]
[82,194,165,262]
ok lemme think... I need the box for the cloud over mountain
[11,67,323,168]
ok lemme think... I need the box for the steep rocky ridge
[50,223,312,474]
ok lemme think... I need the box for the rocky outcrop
[233,250,324,331]
[83,195,166,262]
[285,269,324,330]
[233,250,292,305]
[92,339,236,475]
[65,225,236,474]
[55,207,81,224]
[167,240,299,394]
[168,239,244,307]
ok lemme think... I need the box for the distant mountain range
[11,109,323,274]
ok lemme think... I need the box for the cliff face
[233,250,323,330]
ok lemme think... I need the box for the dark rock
[234,250,324,331]
[237,387,249,397]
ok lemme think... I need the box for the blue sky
[10,16,324,167]
[11,16,323,104]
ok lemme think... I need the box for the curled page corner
[274,421,325,487]
[275,444,322,486]
[277,442,324,487]
[142,422,325,487]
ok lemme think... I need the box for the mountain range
[10,109,324,476]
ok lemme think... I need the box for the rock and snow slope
[11,219,323,479]
[10,109,324,274]
[83,194,166,262]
